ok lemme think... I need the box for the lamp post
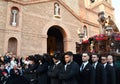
[78,33,84,44]
[106,25,114,53]
[77,28,84,44]
[105,16,114,36]
[76,28,84,54]
[106,26,113,36]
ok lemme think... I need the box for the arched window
[10,7,19,26]
[104,0,111,3]
[90,0,95,3]
[54,3,60,16]
[8,37,18,55]
[83,25,88,37]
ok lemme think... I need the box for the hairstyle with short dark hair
[64,51,73,56]
[100,55,107,60]
[91,53,99,58]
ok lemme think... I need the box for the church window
[90,0,95,3]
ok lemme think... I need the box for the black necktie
[92,63,95,69]
[53,64,56,69]
[81,64,84,71]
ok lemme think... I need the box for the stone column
[41,35,47,54]
[64,38,76,53]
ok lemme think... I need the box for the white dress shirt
[92,62,98,69]
[80,61,89,71]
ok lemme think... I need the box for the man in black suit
[79,53,95,84]
[36,55,49,84]
[23,55,38,84]
[59,51,79,84]
[107,55,120,84]
[48,52,63,84]
[91,53,105,84]
[101,56,116,84]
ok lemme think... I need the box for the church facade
[0,0,114,56]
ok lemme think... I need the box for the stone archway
[47,26,65,55]
[8,37,18,55]
[41,22,73,54]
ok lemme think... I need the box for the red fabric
[82,40,88,43]
[2,71,7,75]
[115,38,120,41]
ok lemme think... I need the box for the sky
[112,0,120,30]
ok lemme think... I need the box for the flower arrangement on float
[94,34,108,41]
[113,33,120,41]
[82,39,89,44]
[82,36,89,44]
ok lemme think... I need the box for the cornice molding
[9,0,54,5]
[88,1,114,10]
[102,1,114,10]
[7,0,99,27]
[86,8,98,14]
[58,0,99,28]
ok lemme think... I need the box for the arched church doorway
[47,26,64,55]
[8,37,17,55]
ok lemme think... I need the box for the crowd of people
[0,51,120,84]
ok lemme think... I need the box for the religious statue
[106,16,119,32]
[98,11,108,34]
[90,41,94,52]
[98,11,107,28]
[54,3,60,16]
